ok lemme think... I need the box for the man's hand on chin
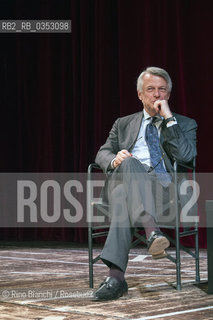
[153,100,173,119]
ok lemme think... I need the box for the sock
[108,264,125,282]
[141,212,160,239]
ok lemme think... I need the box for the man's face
[138,73,170,116]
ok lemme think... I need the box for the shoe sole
[148,236,170,255]
[152,250,168,259]
[93,289,128,301]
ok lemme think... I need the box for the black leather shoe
[94,277,128,301]
[147,231,170,255]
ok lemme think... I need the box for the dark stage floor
[0,242,212,319]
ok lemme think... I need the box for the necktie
[145,117,171,187]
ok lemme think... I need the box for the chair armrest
[88,163,102,174]
[173,158,196,172]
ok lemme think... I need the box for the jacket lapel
[128,112,143,152]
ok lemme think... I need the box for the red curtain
[0,0,212,247]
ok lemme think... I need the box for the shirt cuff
[110,158,116,169]
[166,120,177,128]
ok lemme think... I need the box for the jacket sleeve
[161,118,197,164]
[95,118,120,172]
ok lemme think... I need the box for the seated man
[94,66,197,300]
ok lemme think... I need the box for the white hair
[137,66,172,93]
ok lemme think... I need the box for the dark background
[0,0,212,247]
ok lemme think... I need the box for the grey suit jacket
[95,111,197,174]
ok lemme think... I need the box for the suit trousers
[100,157,172,272]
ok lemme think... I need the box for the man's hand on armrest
[113,149,132,168]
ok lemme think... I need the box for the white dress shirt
[131,110,155,167]
[111,109,177,169]
[131,109,177,167]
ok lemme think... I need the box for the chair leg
[89,261,94,288]
[175,228,181,290]
[195,229,200,283]
[174,161,181,290]
[88,226,94,288]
